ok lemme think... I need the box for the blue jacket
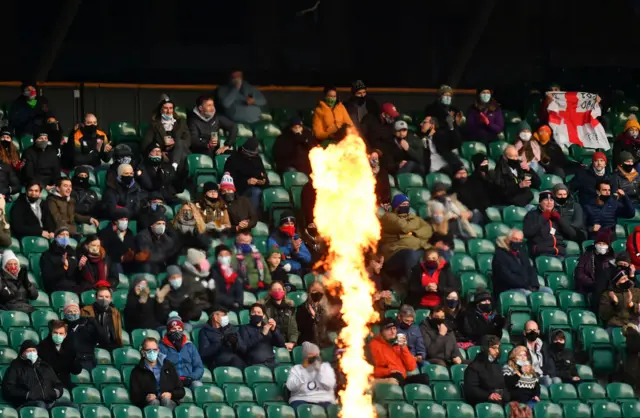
[198,323,243,368]
[492,243,538,296]
[216,82,267,124]
[395,321,426,358]
[159,336,204,381]
[267,232,312,275]
[583,195,635,238]
[569,167,617,206]
[238,323,285,366]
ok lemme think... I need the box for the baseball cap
[381,103,400,118]
[394,120,408,131]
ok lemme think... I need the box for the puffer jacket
[2,355,64,407]
[583,195,635,238]
[102,178,146,220]
[198,323,244,368]
[379,212,433,261]
[261,295,300,344]
[522,208,568,258]
[312,101,354,140]
[129,354,185,408]
[159,334,204,381]
[47,190,91,235]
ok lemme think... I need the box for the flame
[309,134,381,418]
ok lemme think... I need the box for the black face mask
[618,280,634,290]
[478,303,493,313]
[356,96,366,106]
[249,315,263,327]
[223,193,235,203]
[599,194,611,202]
[507,158,520,169]
[622,163,635,172]
[1,141,11,149]
[525,331,539,342]
[478,165,489,174]
[310,292,323,302]
[205,196,218,203]
[26,195,39,203]
[119,175,133,185]
[168,331,183,342]
[555,197,567,206]
[551,342,565,352]
[73,177,90,190]
[454,177,468,185]
[430,318,445,327]
[510,242,524,252]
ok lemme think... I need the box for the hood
[49,189,70,202]
[496,236,510,251]
[192,107,214,123]
[183,261,210,278]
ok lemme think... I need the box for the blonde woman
[296,280,333,347]
[503,346,540,409]
[173,203,211,249]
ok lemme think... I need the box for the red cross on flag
[547,92,610,150]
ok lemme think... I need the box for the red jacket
[626,226,640,268]
[368,335,417,378]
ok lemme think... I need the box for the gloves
[135,250,151,262]
[225,333,239,347]
[122,249,135,263]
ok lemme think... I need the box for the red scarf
[83,249,107,285]
[219,263,238,290]
[419,259,446,307]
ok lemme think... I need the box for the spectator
[452,155,495,220]
[296,280,332,347]
[599,270,640,328]
[523,190,570,258]
[135,213,176,274]
[534,125,580,178]
[461,291,505,345]
[234,231,271,291]
[408,248,459,308]
[47,178,99,237]
[600,253,636,316]
[429,182,477,239]
[81,284,123,349]
[0,128,24,174]
[425,200,454,260]
[261,281,300,351]
[612,151,640,205]
[522,320,559,386]
[344,80,380,132]
[419,114,463,174]
[130,337,185,411]
[0,196,11,248]
[368,318,426,386]
[72,113,112,167]
[76,235,119,290]
[394,305,426,362]
[137,192,169,232]
[40,226,79,294]
[105,144,134,187]
[63,302,108,370]
[216,70,267,124]
[142,96,191,168]
[71,167,100,217]
[312,85,353,141]
[442,291,465,343]
[627,226,640,270]
[102,163,146,220]
[420,305,462,366]
[136,142,180,205]
[160,317,204,389]
[613,118,640,166]
[195,182,232,236]
[575,228,615,295]
[223,138,269,212]
[0,250,37,313]
[157,265,212,323]
[621,324,640,393]
[211,244,243,311]
[361,102,399,155]
[464,335,509,407]
[238,303,285,367]
[9,82,51,137]
[10,180,55,240]
[424,85,464,129]
[180,248,215,301]
[369,149,391,208]
[22,130,61,189]
[188,95,237,156]
[286,341,337,409]
[198,306,245,369]
[273,118,318,175]
[514,121,546,175]
[219,174,259,233]
[37,320,82,389]
[124,276,164,332]
[380,194,432,279]
[537,84,561,125]
[492,145,541,207]
[265,246,290,284]
[502,346,541,408]
[466,88,504,144]
[267,211,312,275]
[548,330,580,383]
[552,183,587,243]
[172,203,210,251]
[584,180,635,239]
[493,229,552,296]
[98,208,136,275]
[390,120,424,174]
[2,340,66,409]
[570,152,616,205]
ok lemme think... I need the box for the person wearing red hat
[568,151,617,205]
[360,102,401,159]
[159,316,204,390]
[583,179,635,239]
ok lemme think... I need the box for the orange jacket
[368,334,417,378]
[74,128,109,148]
[312,101,354,140]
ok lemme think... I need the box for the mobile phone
[293,234,300,240]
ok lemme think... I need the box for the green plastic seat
[499,291,530,316]
[213,366,244,386]
[295,404,327,418]
[460,272,489,297]
[406,188,431,209]
[509,312,532,335]
[174,405,205,418]
[91,365,122,387]
[0,407,18,418]
[94,347,112,364]
[109,122,139,142]
[101,386,130,406]
[476,254,493,275]
[529,292,558,315]
[286,274,304,290]
[536,256,564,276]
[461,141,487,160]
[282,171,309,191]
[81,405,111,418]
[621,401,640,418]
[19,407,49,418]
[30,309,58,330]
[422,364,450,382]
[251,221,270,237]
[581,326,611,351]
[450,254,476,276]
[546,272,572,293]
[186,154,215,178]
[262,187,291,212]
[112,405,143,418]
[72,386,102,404]
[577,382,607,403]
[0,310,30,330]
[193,384,225,405]
[540,174,564,191]
[550,383,578,403]
[484,222,511,240]
[565,240,581,256]
[475,403,505,418]
[417,402,446,418]
[20,236,50,255]
[50,291,79,312]
[112,347,141,368]
[273,365,291,386]
[432,382,462,402]
[562,403,592,418]
[488,141,509,160]
[404,384,433,403]
[253,121,282,140]
[612,239,627,254]
[467,239,495,258]
[265,170,282,187]
[569,310,598,332]
[374,383,405,404]
[50,407,81,418]
[204,404,235,418]
[485,207,502,223]
[143,406,173,418]
[539,309,569,335]
[564,257,579,278]
[81,290,96,306]
[445,402,474,418]
[425,173,452,190]
[397,173,424,192]
[449,364,467,386]
[70,368,92,385]
[236,405,266,418]
[591,401,623,418]
[606,383,636,402]
[266,405,296,418]
[533,402,563,418]
[287,290,307,307]
[502,206,529,227]
[131,329,160,349]
[575,364,595,381]
[557,290,587,312]
[9,328,39,350]
[215,155,230,177]
[388,402,417,418]
[253,382,284,405]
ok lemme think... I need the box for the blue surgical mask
[52,334,65,345]
[65,313,79,322]
[238,244,253,254]
[55,236,70,247]
[480,93,491,103]
[169,278,182,289]
[161,113,173,121]
[516,359,530,367]
[441,96,452,106]
[151,203,158,211]
[145,350,159,362]
[25,352,38,363]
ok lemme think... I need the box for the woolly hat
[279,210,296,225]
[167,315,184,330]
[616,252,631,264]
[391,194,409,210]
[242,137,259,153]
[518,120,532,132]
[63,302,79,313]
[0,129,12,138]
[214,244,231,258]
[289,117,303,127]
[538,190,554,202]
[438,85,453,95]
[625,119,640,132]
[351,80,367,93]
[117,163,133,176]
[266,246,282,259]
[220,172,236,192]
[114,144,133,162]
[592,152,607,163]
[302,341,320,357]
[111,207,130,221]
[619,151,634,162]
[187,248,206,266]
[166,265,182,278]
[552,183,568,194]
[474,290,493,304]
[203,182,218,194]
[54,225,70,236]
[19,340,37,355]
[593,228,612,245]
[1,250,18,270]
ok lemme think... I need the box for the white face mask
[218,255,232,266]
[219,315,230,327]
[519,132,532,141]
[595,244,609,255]
[117,220,128,232]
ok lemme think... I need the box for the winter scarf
[177,217,197,234]
[235,244,265,288]
[219,262,238,290]
[84,248,108,284]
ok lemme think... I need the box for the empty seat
[373,383,405,404]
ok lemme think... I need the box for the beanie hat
[117,163,133,176]
[518,120,532,132]
[625,119,640,132]
[619,151,634,162]
[301,341,320,357]
[431,182,449,194]
[391,194,409,210]
[279,210,296,225]
[166,265,182,278]
[203,182,218,194]
[0,129,12,138]
[19,340,37,355]
[167,316,184,330]
[474,290,492,304]
[214,244,231,258]
[612,269,629,285]
[2,250,18,270]
[114,144,133,161]
[592,152,607,163]
[148,211,165,226]
[63,302,79,313]
[289,117,303,127]
[438,85,453,95]
[538,190,554,202]
[220,172,236,192]
[242,137,259,153]
[111,207,130,221]
[351,80,367,93]
[187,248,206,266]
[20,81,36,92]
[552,183,568,194]
[74,166,90,176]
[538,125,552,135]
[593,228,612,245]
[54,225,70,236]
[266,246,282,259]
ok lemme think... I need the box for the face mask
[119,175,134,186]
[510,242,523,252]
[516,359,530,367]
[161,113,173,121]
[219,316,230,327]
[218,255,231,266]
[88,246,100,256]
[56,236,70,247]
[555,197,567,205]
[623,163,634,172]
[24,90,36,99]
[25,352,38,364]
[149,156,162,165]
[35,141,48,149]
[519,132,532,141]
[356,96,366,106]
[310,292,323,302]
[425,260,439,269]
[223,193,235,203]
[183,211,194,221]
[595,244,609,255]
[238,243,252,253]
[537,133,551,145]
[168,331,183,342]
[145,350,159,362]
[478,165,489,174]
[74,177,89,189]
[96,298,110,309]
[250,315,263,326]
[525,331,539,342]
[430,317,445,326]
[478,303,493,313]
[52,334,65,345]
[397,322,410,330]
[618,280,634,290]
[631,131,639,139]
[169,278,182,289]
[396,206,411,215]
[270,290,285,301]
[551,342,565,352]
[65,313,80,322]
[441,96,452,106]
[325,97,337,106]
[507,158,520,169]
[5,265,19,276]
[432,214,444,224]
[152,224,165,235]
[117,220,128,232]
[205,195,218,203]
[280,225,296,237]
[480,93,491,103]
[599,194,611,202]
[446,299,459,309]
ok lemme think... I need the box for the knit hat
[266,246,282,258]
[538,190,554,202]
[381,103,400,118]
[474,290,492,304]
[612,269,629,285]
[279,210,296,225]
[187,248,206,266]
[438,85,453,95]
[111,207,130,221]
[203,182,218,194]
[619,151,634,162]
[592,152,607,163]
[74,165,90,176]
[63,302,79,313]
[431,182,449,194]
[394,120,408,131]
[391,194,409,210]
[220,173,236,192]
[351,80,367,93]
[146,141,163,154]
[94,280,112,290]
[1,250,18,270]
[302,341,320,357]
[518,121,532,132]
[149,191,164,202]
[54,225,70,236]
[117,163,133,176]
[242,137,259,153]
[593,228,612,245]
[166,265,182,278]
[0,129,12,138]
[552,183,568,194]
[616,252,631,264]
[19,340,37,355]
[167,315,184,330]
[289,117,303,127]
[214,244,231,258]
[625,119,640,132]
[212,305,229,314]
[148,211,166,226]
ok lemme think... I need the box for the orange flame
[309,134,381,418]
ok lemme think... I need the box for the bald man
[73,113,113,167]
[491,145,540,207]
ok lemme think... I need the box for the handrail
[0,81,477,94]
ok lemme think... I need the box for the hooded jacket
[223,150,269,196]
[40,241,79,294]
[22,143,61,187]
[379,212,433,261]
[367,334,417,378]
[237,321,285,366]
[419,319,458,361]
[36,334,83,389]
[47,190,92,235]
[159,334,204,381]
[261,295,300,344]
[461,303,505,345]
[464,351,509,406]
[492,236,539,295]
[522,208,569,257]
[2,348,64,407]
[129,354,185,408]
[312,100,354,141]
[187,107,237,154]
[273,127,318,175]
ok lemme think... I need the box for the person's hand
[136,170,142,177]
[519,179,531,188]
[96,138,103,150]
[216,145,229,155]
[262,323,271,335]
[89,217,99,227]
[452,356,462,364]
[609,291,619,304]
[399,160,407,168]
[426,283,438,292]
[268,318,277,330]
[596,95,602,104]
[438,323,448,336]
[78,256,87,269]
[462,211,473,221]
[122,249,135,263]
[572,376,581,381]
[155,284,171,303]
[480,113,490,125]
[593,224,601,232]
[489,393,502,401]
[292,238,302,251]
[630,264,636,277]
[62,253,68,268]
[46,185,55,191]
[104,143,113,152]
[399,139,409,151]
[247,178,258,185]
[445,114,455,130]
[247,96,255,105]
[455,112,463,125]
[160,392,172,399]
[285,342,295,351]
[238,220,249,229]
[532,396,540,402]
[617,188,626,197]
[135,250,151,262]
[416,355,423,362]
[146,394,157,401]
[209,137,218,148]
[308,303,316,318]
[42,231,51,239]
[434,241,449,251]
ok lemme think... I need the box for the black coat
[37,335,83,389]
[75,249,119,290]
[71,188,100,217]
[569,167,617,206]
[198,323,244,368]
[452,171,494,214]
[40,242,79,294]
[102,180,146,220]
[98,224,136,272]
[238,324,285,366]
[407,261,460,307]
[522,209,569,258]
[136,160,179,204]
[490,158,541,207]
[0,268,38,313]
[135,229,177,274]
[141,117,191,163]
[129,358,185,408]
[273,128,318,175]
[295,301,332,348]
[463,352,510,406]
[2,356,64,407]
[344,96,380,132]
[223,151,269,196]
[492,247,539,296]
[0,161,20,197]
[555,197,587,243]
[420,320,461,362]
[226,196,259,231]
[360,113,394,151]
[9,95,50,138]
[10,194,56,240]
[72,127,112,167]
[461,307,505,345]
[187,109,237,154]
[159,277,212,323]
[65,317,109,359]
[549,347,578,383]
[211,264,243,310]
[424,101,462,126]
[21,144,61,187]
[420,128,463,174]
[123,290,164,333]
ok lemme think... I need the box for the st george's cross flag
[547,91,610,150]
